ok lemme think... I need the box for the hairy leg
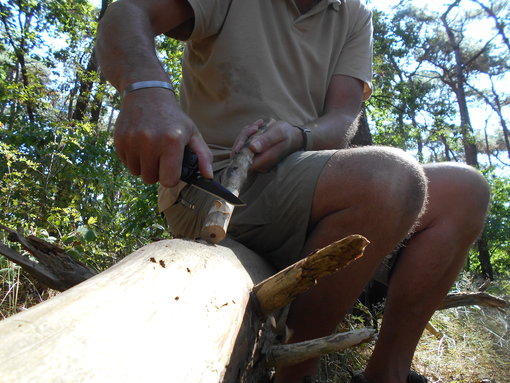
[362,163,490,383]
[274,147,428,383]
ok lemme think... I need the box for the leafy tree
[0,0,169,287]
[368,0,510,278]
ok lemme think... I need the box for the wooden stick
[252,235,369,317]
[425,322,443,339]
[200,121,271,243]
[265,328,377,367]
[438,291,509,310]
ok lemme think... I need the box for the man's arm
[236,74,364,172]
[308,74,365,150]
[96,0,213,187]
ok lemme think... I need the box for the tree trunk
[71,0,110,122]
[477,230,494,280]
[441,2,479,167]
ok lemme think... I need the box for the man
[96,0,490,382]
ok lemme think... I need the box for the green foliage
[469,169,510,275]
[368,0,510,277]
[0,0,171,281]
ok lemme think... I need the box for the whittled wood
[0,238,274,383]
[253,235,369,316]
[200,121,271,244]
[266,328,377,367]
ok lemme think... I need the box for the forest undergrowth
[318,273,510,383]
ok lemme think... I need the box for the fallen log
[0,224,97,291]
[0,235,370,382]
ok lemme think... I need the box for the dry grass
[0,259,56,320]
[412,275,510,383]
[318,274,510,383]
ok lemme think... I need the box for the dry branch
[266,328,377,367]
[438,291,509,310]
[252,235,369,316]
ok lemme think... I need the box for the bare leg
[274,147,428,382]
[362,163,490,383]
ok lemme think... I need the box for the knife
[181,147,246,206]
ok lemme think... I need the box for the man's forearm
[96,0,194,92]
[305,108,361,150]
[94,0,213,186]
[304,74,364,150]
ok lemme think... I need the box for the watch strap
[294,125,313,151]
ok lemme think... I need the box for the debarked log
[0,235,370,383]
[0,238,274,383]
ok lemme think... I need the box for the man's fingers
[189,135,214,179]
[158,147,184,188]
[140,154,160,184]
[251,140,288,172]
[232,119,265,153]
[125,154,142,177]
[249,124,285,154]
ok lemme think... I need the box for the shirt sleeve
[334,1,373,100]
[186,0,233,41]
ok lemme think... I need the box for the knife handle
[181,146,199,183]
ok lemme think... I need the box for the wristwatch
[294,125,313,151]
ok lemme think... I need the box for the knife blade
[181,147,246,206]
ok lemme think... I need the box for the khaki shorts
[162,150,336,270]
[163,148,401,289]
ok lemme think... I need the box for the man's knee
[316,146,428,223]
[424,162,490,238]
[348,146,427,214]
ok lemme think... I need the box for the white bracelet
[122,81,174,98]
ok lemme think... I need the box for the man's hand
[114,88,213,187]
[232,119,303,173]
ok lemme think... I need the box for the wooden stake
[252,235,369,317]
[200,121,271,243]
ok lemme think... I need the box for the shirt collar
[328,0,343,11]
